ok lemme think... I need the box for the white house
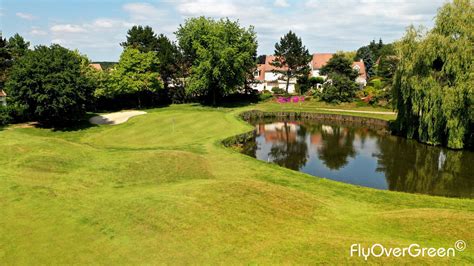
[352,60,367,87]
[251,55,297,93]
[310,53,334,79]
[311,53,367,86]
[251,54,367,93]
[0,90,6,106]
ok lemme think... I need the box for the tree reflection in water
[266,122,308,170]
[316,125,356,170]
[375,135,474,198]
[240,119,474,198]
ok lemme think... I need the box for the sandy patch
[6,122,40,130]
[89,111,146,125]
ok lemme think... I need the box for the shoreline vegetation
[238,109,390,127]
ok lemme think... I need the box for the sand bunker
[89,111,146,125]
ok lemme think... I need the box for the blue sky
[1,0,446,61]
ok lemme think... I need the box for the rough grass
[0,104,472,264]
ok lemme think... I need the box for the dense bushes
[356,78,391,106]
[271,87,286,95]
[297,76,324,95]
[5,45,94,125]
[259,91,273,101]
[321,74,358,103]
[0,104,25,126]
[0,106,11,125]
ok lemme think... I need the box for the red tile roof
[256,54,366,81]
[352,61,367,79]
[312,53,334,69]
[254,55,288,81]
[89,63,103,71]
[0,90,6,97]
[256,64,265,81]
[264,55,289,71]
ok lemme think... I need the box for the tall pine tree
[271,31,311,93]
[121,25,158,52]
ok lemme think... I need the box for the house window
[254,70,260,77]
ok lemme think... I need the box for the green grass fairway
[0,104,472,264]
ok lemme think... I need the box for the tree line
[0,0,472,149]
[0,18,397,126]
[94,19,259,108]
[0,17,259,125]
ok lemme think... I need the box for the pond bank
[239,110,391,128]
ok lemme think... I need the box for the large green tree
[376,44,398,80]
[393,0,473,149]
[176,17,257,105]
[7,33,30,60]
[156,34,180,90]
[368,39,384,59]
[109,48,162,107]
[5,44,93,124]
[355,39,387,79]
[0,33,30,89]
[320,53,359,103]
[320,53,358,80]
[0,33,11,90]
[121,25,158,52]
[121,26,183,93]
[271,31,311,93]
[321,73,358,103]
[355,46,375,78]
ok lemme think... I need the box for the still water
[240,119,474,198]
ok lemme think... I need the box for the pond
[238,119,474,198]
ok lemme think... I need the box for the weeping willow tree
[392,0,473,149]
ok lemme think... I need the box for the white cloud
[51,39,66,45]
[50,24,87,33]
[90,18,133,29]
[122,2,164,20]
[14,0,445,61]
[16,12,36,20]
[274,0,290,8]
[176,0,239,17]
[92,19,116,28]
[30,27,47,36]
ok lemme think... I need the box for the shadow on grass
[199,95,263,108]
[93,102,171,114]
[37,113,99,132]
[215,99,261,108]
